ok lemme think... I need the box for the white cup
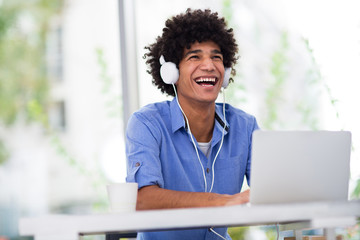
[106,182,138,213]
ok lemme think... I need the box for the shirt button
[135,162,140,167]
[206,168,210,173]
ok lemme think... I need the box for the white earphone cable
[172,84,227,239]
[172,84,208,192]
[209,227,227,240]
[172,84,227,193]
[209,90,226,192]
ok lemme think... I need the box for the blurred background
[0,0,359,239]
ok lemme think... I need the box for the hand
[225,189,250,206]
[136,185,250,210]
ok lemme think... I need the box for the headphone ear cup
[222,67,231,88]
[160,62,179,84]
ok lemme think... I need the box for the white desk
[19,200,360,240]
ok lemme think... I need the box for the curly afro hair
[144,8,239,96]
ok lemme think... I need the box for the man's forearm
[136,185,249,210]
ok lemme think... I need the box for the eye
[212,55,223,61]
[188,55,199,60]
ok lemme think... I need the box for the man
[126,9,259,240]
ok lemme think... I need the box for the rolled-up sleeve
[125,113,164,189]
[245,116,260,187]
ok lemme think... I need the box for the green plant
[95,48,122,119]
[0,0,63,126]
[346,220,360,240]
[0,0,63,166]
[352,179,360,199]
[263,31,289,130]
[221,0,248,107]
[301,38,338,129]
[302,38,360,200]
[0,139,10,165]
[227,226,248,240]
[292,38,322,130]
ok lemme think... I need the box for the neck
[178,97,216,143]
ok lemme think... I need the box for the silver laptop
[249,130,352,204]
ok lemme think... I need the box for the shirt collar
[170,98,186,133]
[170,98,230,134]
[214,103,230,133]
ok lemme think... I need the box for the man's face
[176,41,225,105]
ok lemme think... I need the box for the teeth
[195,78,216,83]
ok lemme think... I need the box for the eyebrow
[184,49,223,58]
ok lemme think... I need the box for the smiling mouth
[195,77,218,86]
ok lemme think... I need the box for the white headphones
[159,55,231,88]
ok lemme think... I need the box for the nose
[199,57,215,72]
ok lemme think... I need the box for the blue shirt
[126,98,259,240]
